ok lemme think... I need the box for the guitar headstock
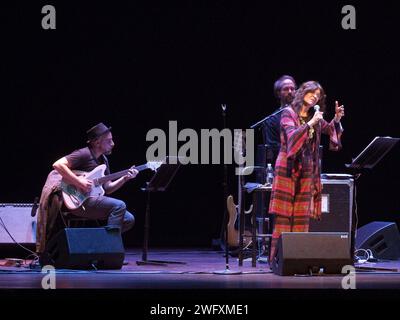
[147,161,163,171]
[233,129,246,156]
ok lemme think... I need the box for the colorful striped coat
[269,106,343,220]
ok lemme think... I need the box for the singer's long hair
[291,81,326,115]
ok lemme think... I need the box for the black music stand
[345,136,399,265]
[136,156,185,266]
[345,136,400,170]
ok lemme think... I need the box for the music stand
[345,136,399,267]
[345,136,400,170]
[136,156,185,266]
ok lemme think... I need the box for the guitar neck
[96,163,148,185]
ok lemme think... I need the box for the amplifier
[309,178,354,234]
[0,203,37,244]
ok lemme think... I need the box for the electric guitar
[226,195,252,247]
[61,161,162,210]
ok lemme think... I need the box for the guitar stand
[136,157,186,266]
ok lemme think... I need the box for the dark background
[1,1,399,247]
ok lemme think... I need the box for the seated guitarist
[52,122,138,233]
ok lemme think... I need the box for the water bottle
[266,163,274,186]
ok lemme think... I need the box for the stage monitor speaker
[309,178,354,234]
[271,232,353,276]
[43,227,125,269]
[355,221,400,260]
[0,203,37,244]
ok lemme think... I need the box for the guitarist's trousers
[68,196,135,233]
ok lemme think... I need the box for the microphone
[313,104,322,127]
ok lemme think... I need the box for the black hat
[86,122,112,143]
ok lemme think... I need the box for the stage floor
[1,248,400,290]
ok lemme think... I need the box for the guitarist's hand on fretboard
[123,168,139,182]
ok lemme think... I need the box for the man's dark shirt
[65,147,110,174]
[262,107,284,167]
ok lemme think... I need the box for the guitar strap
[101,154,110,175]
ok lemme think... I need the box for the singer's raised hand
[334,100,345,122]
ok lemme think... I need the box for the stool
[256,217,272,263]
[239,184,272,267]
[60,210,101,228]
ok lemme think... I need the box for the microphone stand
[249,106,286,263]
[250,107,286,129]
[214,104,241,275]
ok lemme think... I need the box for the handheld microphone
[313,104,322,127]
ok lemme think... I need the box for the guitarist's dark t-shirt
[65,147,110,174]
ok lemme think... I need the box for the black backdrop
[1,1,399,247]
